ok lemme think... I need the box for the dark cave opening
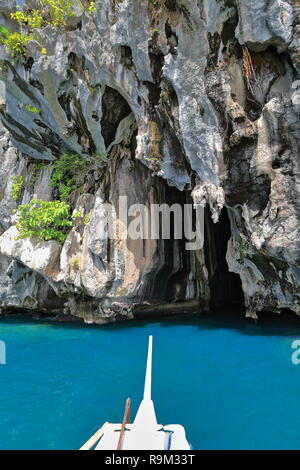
[101,86,132,148]
[146,184,244,310]
[205,207,244,309]
[221,11,238,46]
[149,184,192,304]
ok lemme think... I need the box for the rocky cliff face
[0,0,299,323]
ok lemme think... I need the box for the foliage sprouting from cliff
[11,1,96,28]
[0,0,96,57]
[15,199,80,244]
[50,152,107,202]
[0,25,32,57]
[10,151,107,244]
[11,175,25,201]
[50,153,88,202]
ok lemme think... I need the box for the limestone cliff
[0,0,299,323]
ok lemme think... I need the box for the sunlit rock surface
[0,0,299,322]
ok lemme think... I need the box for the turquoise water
[1,311,300,450]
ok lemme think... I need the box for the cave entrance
[205,207,244,309]
[149,184,192,304]
[101,86,132,148]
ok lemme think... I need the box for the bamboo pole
[117,398,131,450]
[79,422,109,450]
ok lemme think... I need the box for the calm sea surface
[0,311,300,450]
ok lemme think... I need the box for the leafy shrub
[25,104,40,113]
[71,257,80,271]
[84,212,91,226]
[12,1,96,28]
[15,199,79,244]
[0,1,96,57]
[50,153,88,202]
[0,26,32,57]
[11,9,44,29]
[29,161,47,188]
[50,152,109,201]
[11,175,25,201]
[13,148,106,243]
[237,233,249,259]
[39,0,78,27]
[87,2,97,14]
[0,25,8,38]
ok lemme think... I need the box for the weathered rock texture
[0,0,299,323]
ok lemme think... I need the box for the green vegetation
[94,152,108,163]
[0,26,32,57]
[0,1,96,57]
[236,233,249,259]
[251,251,288,282]
[11,8,44,29]
[73,210,81,219]
[50,152,108,201]
[13,150,107,243]
[71,257,80,271]
[25,104,40,113]
[149,0,164,7]
[11,175,25,201]
[11,1,96,28]
[15,199,80,244]
[29,161,47,188]
[84,212,91,226]
[50,153,88,202]
[87,2,97,14]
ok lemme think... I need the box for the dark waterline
[1,309,300,450]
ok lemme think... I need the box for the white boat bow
[80,336,190,450]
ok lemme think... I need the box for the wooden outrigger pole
[117,397,131,450]
[79,422,109,450]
